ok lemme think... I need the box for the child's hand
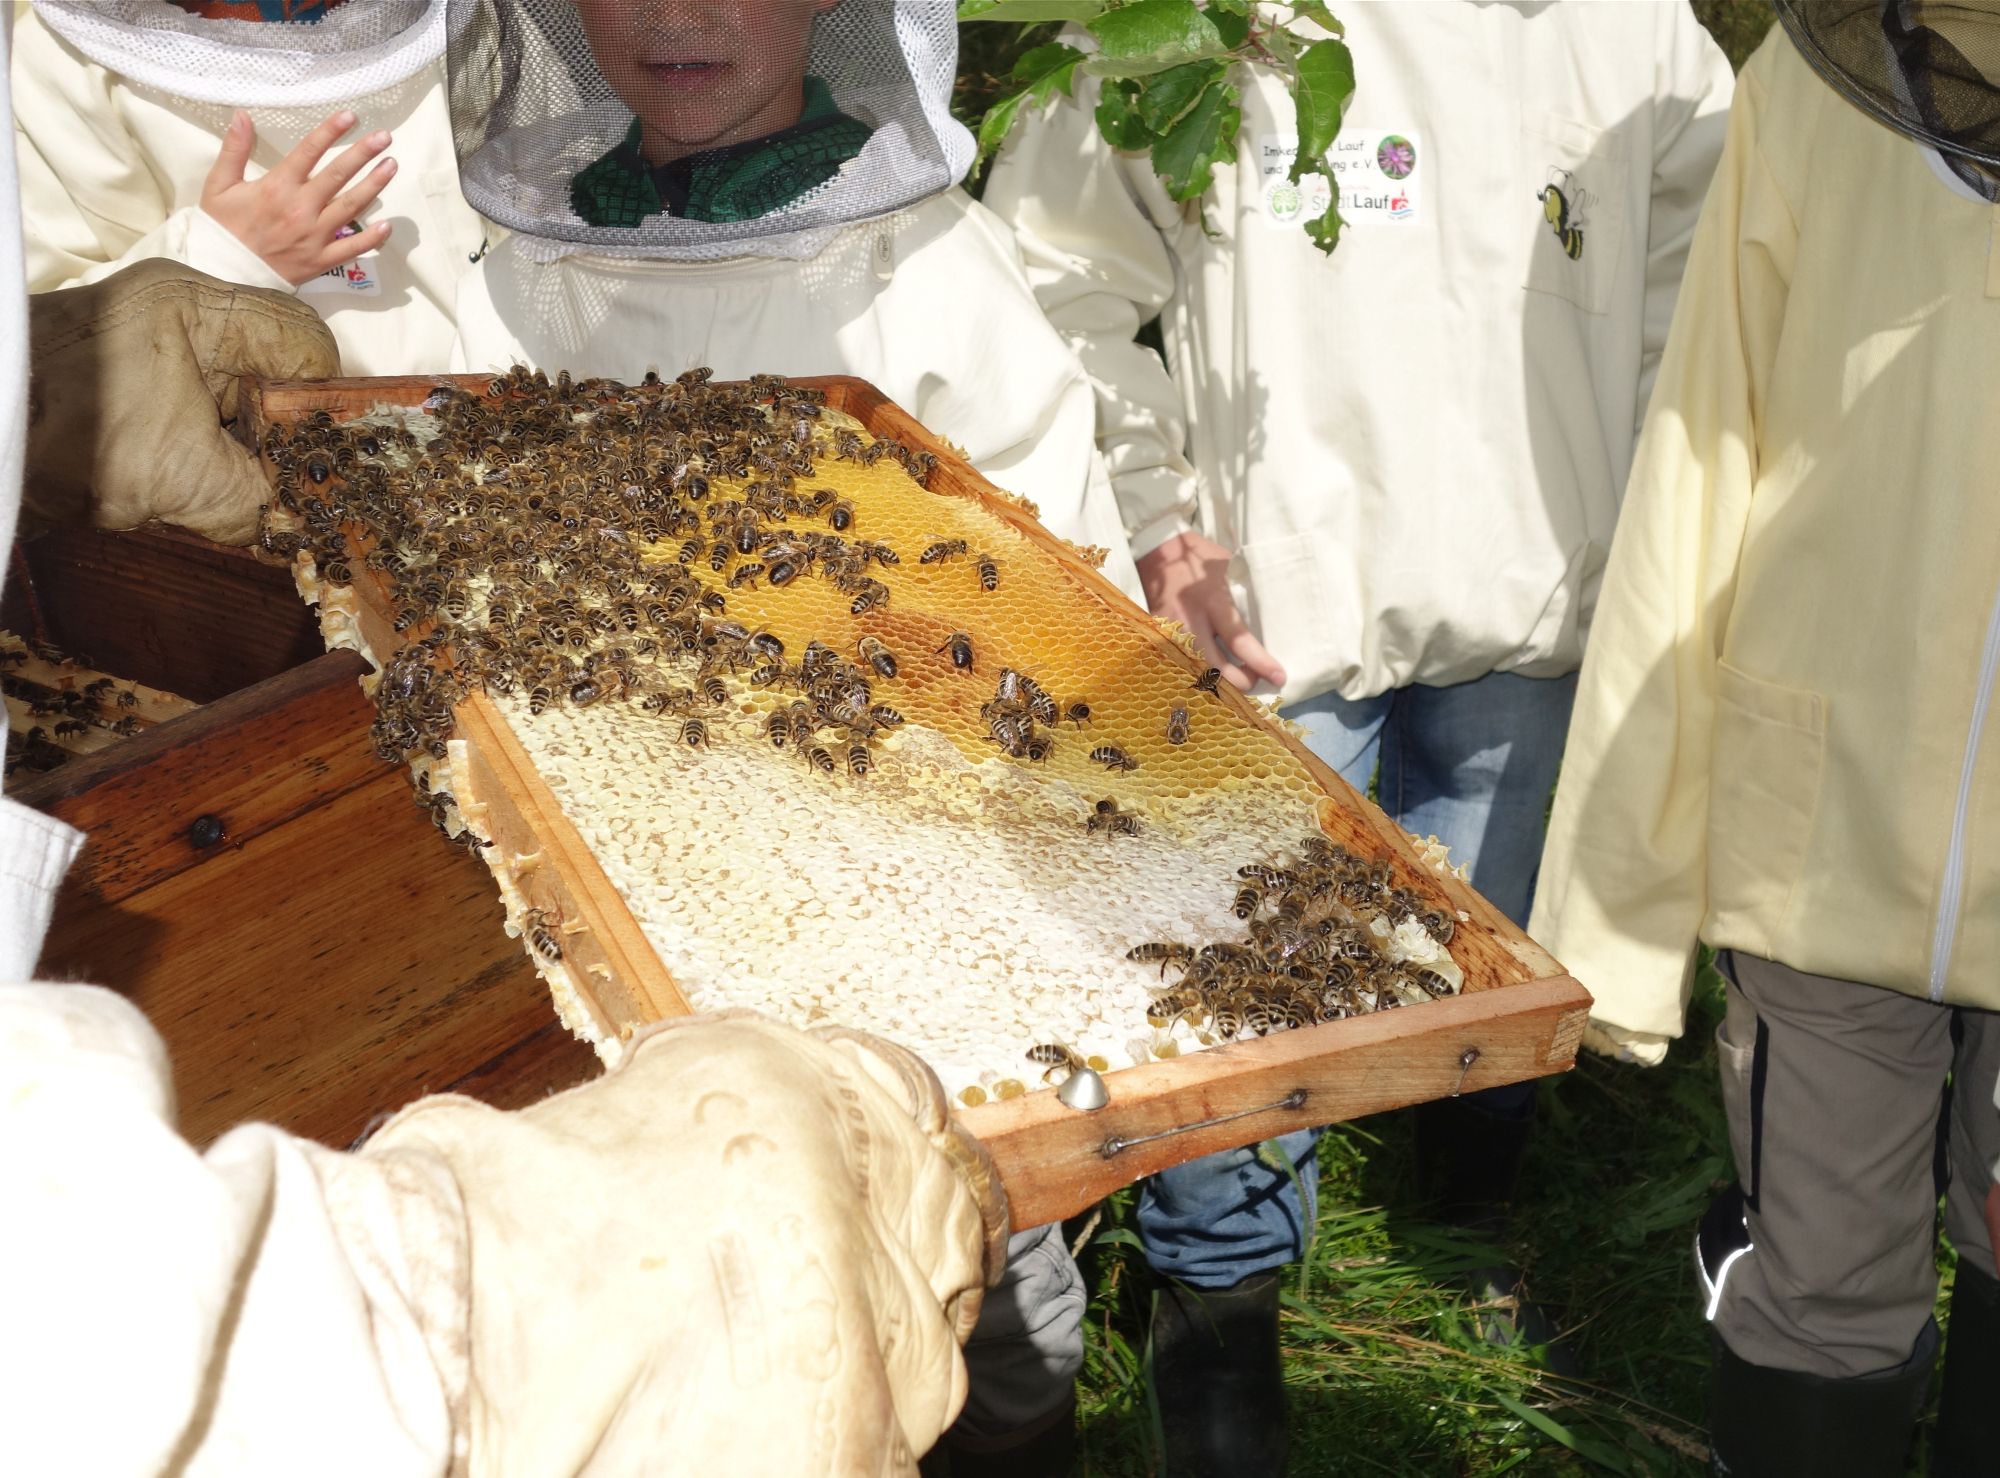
[201,109,396,288]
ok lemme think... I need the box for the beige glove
[1582,1018,1671,1067]
[362,1011,1009,1478]
[23,257,338,544]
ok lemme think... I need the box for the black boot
[1414,1089,1575,1372]
[1150,1272,1287,1478]
[927,1392,1076,1478]
[1707,1329,1932,1478]
[1933,1264,2000,1477]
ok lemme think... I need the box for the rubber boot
[929,1393,1076,1478]
[1933,1264,2000,1477]
[1414,1090,1576,1373]
[1150,1271,1287,1478]
[1707,1329,1932,1478]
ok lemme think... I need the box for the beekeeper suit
[443,0,1138,605]
[1528,4,2000,1473]
[981,7,1733,1469]
[13,0,486,374]
[1,48,1010,1478]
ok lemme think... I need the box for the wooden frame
[245,373,1592,1228]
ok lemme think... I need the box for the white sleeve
[0,984,466,1477]
[1635,6,1737,435]
[10,15,292,294]
[981,87,1201,559]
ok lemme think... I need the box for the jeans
[1137,670,1579,1289]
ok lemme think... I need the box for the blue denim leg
[1379,670,1578,929]
[1134,691,1390,1288]
[1376,670,1578,1112]
[1137,1129,1323,1288]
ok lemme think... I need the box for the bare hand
[1136,531,1287,692]
[201,109,396,288]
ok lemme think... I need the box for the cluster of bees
[1123,835,1462,1042]
[2,641,146,781]
[260,367,991,815]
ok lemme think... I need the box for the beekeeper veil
[446,0,972,259]
[26,0,445,109]
[1775,0,2000,200]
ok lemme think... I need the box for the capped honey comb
[266,370,1465,1100]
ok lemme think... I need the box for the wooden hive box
[247,372,1592,1229]
[5,525,600,1147]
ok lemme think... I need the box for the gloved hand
[357,1011,1010,1477]
[1582,1017,1670,1067]
[23,257,338,544]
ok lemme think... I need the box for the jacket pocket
[1705,662,1827,955]
[1520,112,1629,316]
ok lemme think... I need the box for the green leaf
[1206,0,1252,49]
[1149,75,1240,199]
[1283,0,1345,37]
[1094,78,1154,151]
[1287,37,1355,178]
[1011,39,1086,97]
[957,0,1106,21]
[1302,168,1345,254]
[1084,0,1228,77]
[975,89,1031,164]
[1132,59,1227,133]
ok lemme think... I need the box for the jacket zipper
[1928,581,2000,1002]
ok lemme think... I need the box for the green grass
[1066,958,1964,1475]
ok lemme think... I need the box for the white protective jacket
[984,1,1735,703]
[1531,30,2000,1061]
[11,0,486,375]
[450,190,1143,599]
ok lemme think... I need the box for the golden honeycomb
[268,372,1463,1101]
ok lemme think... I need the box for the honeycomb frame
[243,372,1592,1228]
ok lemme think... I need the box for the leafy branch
[959,0,1356,252]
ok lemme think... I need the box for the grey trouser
[950,1222,1086,1446]
[1712,950,2000,1379]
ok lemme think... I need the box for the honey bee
[1192,667,1223,695]
[1419,909,1456,945]
[856,540,899,567]
[765,709,791,747]
[938,631,974,670]
[846,742,872,777]
[919,539,968,565]
[1232,885,1262,920]
[975,553,999,591]
[802,744,835,774]
[52,718,90,738]
[1025,1043,1083,1081]
[1090,745,1138,772]
[727,562,764,590]
[1086,797,1142,837]
[1023,734,1056,763]
[522,907,564,962]
[1064,701,1092,729]
[527,685,554,714]
[869,704,905,728]
[1127,941,1194,977]
[857,636,898,679]
[848,580,890,616]
[827,499,855,532]
[700,674,729,706]
[1166,704,1190,745]
[679,718,710,749]
[109,716,143,737]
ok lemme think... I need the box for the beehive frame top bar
[244,372,1591,1226]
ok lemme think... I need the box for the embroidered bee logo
[1538,168,1587,262]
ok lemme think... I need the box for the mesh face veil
[28,0,446,109]
[1775,0,2000,199]
[446,0,972,260]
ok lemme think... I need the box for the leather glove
[362,1011,1010,1477]
[23,257,338,544]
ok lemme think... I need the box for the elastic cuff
[1127,513,1195,562]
